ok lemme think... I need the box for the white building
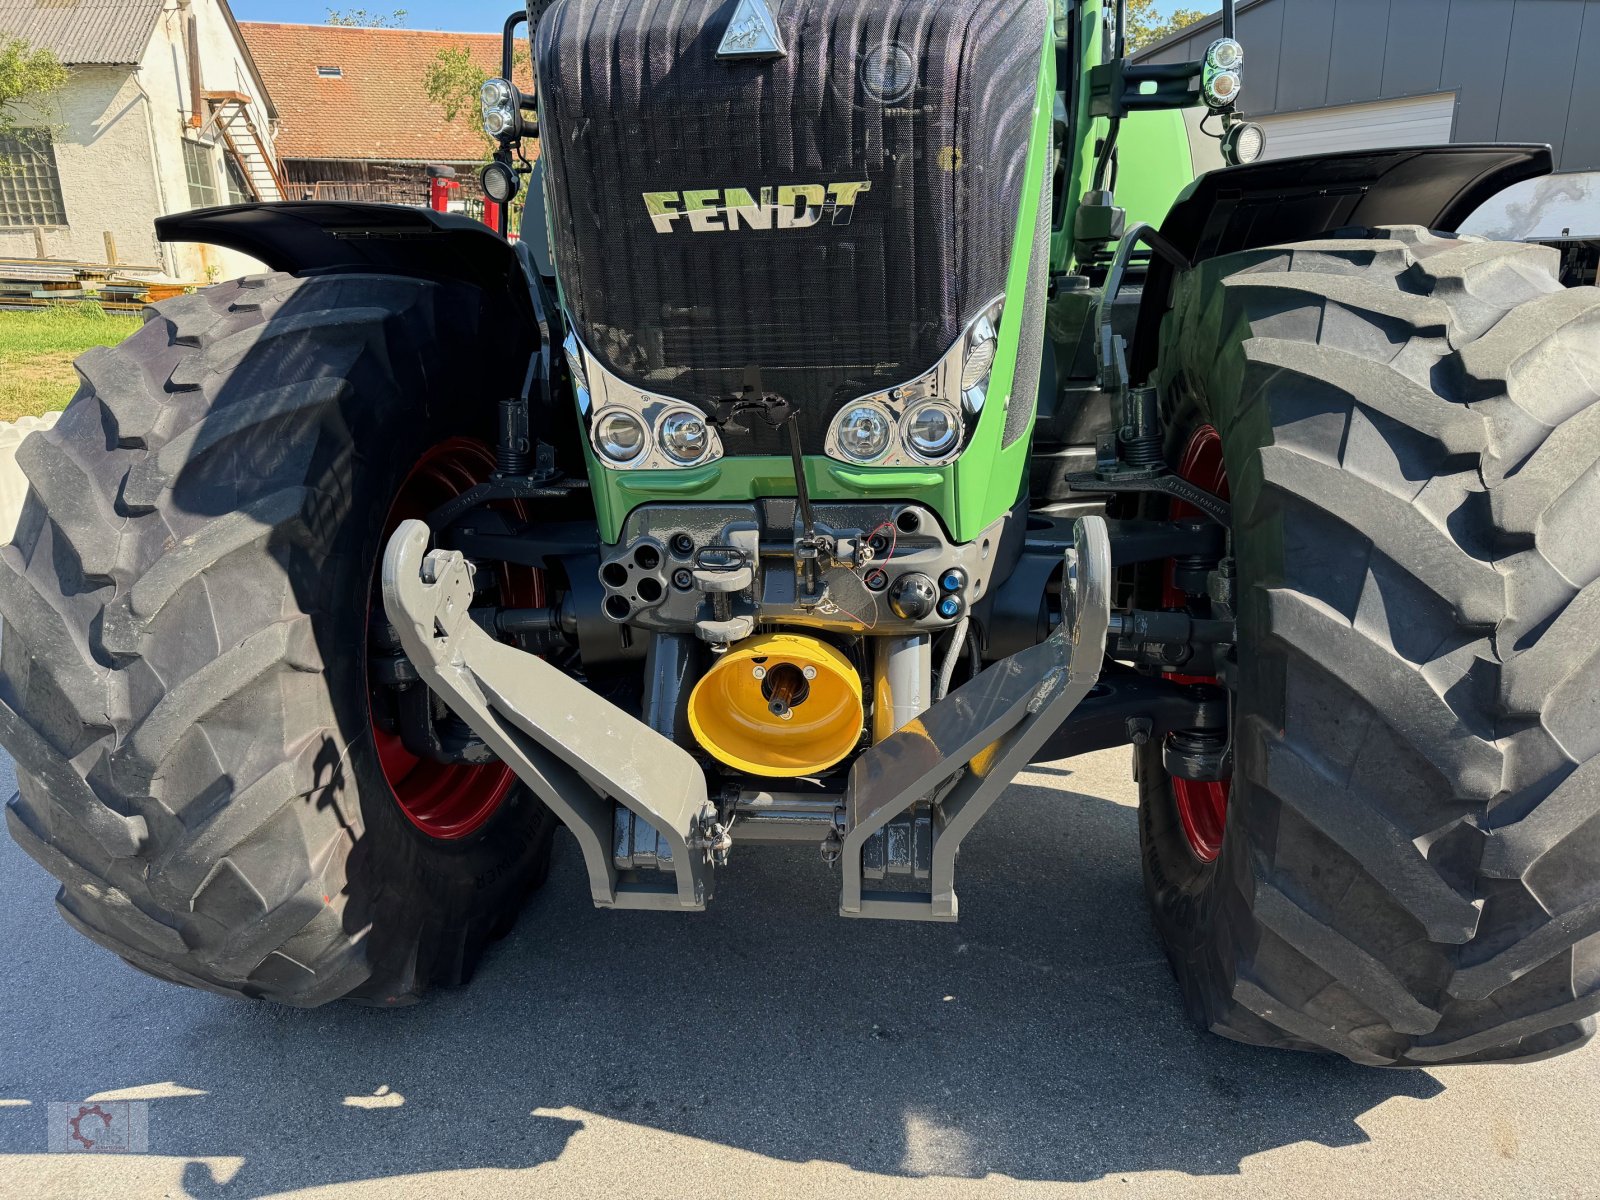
[0,0,280,282]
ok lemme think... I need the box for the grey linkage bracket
[838,516,1112,921]
[382,519,719,911]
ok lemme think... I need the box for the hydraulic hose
[934,614,970,702]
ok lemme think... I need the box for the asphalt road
[2,746,1597,1200]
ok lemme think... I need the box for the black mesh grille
[535,0,1047,456]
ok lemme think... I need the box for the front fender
[1130,143,1553,383]
[156,201,540,333]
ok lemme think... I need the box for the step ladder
[203,91,288,202]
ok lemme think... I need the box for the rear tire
[0,272,557,1006]
[1142,227,1600,1066]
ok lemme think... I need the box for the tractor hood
[533,0,1048,457]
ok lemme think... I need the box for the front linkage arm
[381,516,1112,922]
[383,519,724,912]
[838,517,1110,921]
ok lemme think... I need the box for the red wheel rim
[368,439,542,840]
[1166,425,1232,863]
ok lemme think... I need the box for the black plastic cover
[534,0,1047,455]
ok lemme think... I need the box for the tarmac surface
[2,746,1597,1199]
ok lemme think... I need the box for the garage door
[1258,92,1457,160]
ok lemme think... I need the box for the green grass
[0,303,141,422]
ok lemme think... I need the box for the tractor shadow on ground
[1,756,1443,1193]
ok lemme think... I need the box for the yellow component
[687,632,864,777]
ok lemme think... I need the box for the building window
[182,139,220,209]
[316,65,343,78]
[0,131,68,228]
[223,153,253,204]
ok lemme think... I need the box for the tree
[423,43,532,158]
[1122,0,1211,51]
[0,37,68,170]
[326,8,408,27]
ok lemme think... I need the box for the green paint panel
[1051,0,1199,274]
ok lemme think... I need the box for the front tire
[1142,227,1600,1066]
[0,272,557,1005]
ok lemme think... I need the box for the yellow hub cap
[687,632,864,777]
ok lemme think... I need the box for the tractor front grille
[534,0,1047,456]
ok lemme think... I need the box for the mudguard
[1129,143,1553,382]
[155,201,540,333]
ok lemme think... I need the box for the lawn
[0,304,142,423]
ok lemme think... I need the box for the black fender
[156,201,579,445]
[156,201,541,339]
[1130,143,1553,383]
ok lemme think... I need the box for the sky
[231,0,1204,35]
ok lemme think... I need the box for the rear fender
[1129,143,1554,382]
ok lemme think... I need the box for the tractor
[3,0,1596,1068]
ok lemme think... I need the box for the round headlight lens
[1205,38,1244,71]
[836,405,893,462]
[904,403,961,460]
[658,410,710,464]
[481,78,514,108]
[595,410,648,465]
[483,108,515,137]
[1204,69,1241,107]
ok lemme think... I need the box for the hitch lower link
[381,516,1110,921]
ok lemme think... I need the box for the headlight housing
[1201,41,1243,109]
[481,77,522,141]
[567,331,725,471]
[825,296,1004,468]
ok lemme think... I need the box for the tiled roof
[0,0,162,65]
[239,22,500,164]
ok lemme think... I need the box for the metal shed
[1136,0,1600,244]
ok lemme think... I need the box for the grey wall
[1138,0,1600,172]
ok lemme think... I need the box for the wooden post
[103,231,119,266]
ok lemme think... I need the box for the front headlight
[835,404,895,463]
[1202,39,1243,108]
[568,330,725,471]
[903,403,961,461]
[824,296,1002,468]
[481,76,520,140]
[1205,38,1243,71]
[1203,67,1241,107]
[593,408,649,467]
[657,409,712,465]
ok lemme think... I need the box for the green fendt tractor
[4,0,1596,1068]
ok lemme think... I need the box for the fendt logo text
[643,182,872,233]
